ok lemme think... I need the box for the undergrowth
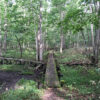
[55,48,89,63]
[0,79,43,100]
[0,65,34,75]
[3,49,36,60]
[60,65,100,95]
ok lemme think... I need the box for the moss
[45,53,60,88]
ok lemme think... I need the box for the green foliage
[21,71,33,75]
[56,48,88,63]
[58,0,99,35]
[60,65,100,94]
[3,50,36,60]
[0,64,34,75]
[0,79,42,100]
[0,0,99,56]
[56,49,100,94]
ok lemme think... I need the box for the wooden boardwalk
[45,52,60,88]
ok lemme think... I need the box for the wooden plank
[45,52,60,88]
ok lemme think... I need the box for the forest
[0,0,100,100]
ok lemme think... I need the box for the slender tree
[36,0,43,61]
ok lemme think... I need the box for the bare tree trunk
[69,31,72,48]
[15,35,23,58]
[39,0,43,61]
[60,34,64,53]
[36,29,39,60]
[23,43,25,49]
[46,41,49,51]
[30,0,40,61]
[77,33,79,48]
[3,1,7,53]
[93,28,100,64]
[90,2,95,51]
[0,11,2,56]
[81,31,87,49]
[3,33,7,52]
[36,0,43,61]
[93,1,100,65]
[91,24,94,47]
[60,11,65,53]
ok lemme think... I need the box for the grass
[55,48,89,63]
[0,64,34,75]
[55,48,100,98]
[0,79,43,100]
[2,49,36,60]
[60,65,100,95]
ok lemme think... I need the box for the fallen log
[0,57,45,66]
[60,60,93,66]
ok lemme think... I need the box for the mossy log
[0,57,44,66]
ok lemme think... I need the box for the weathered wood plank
[45,52,60,88]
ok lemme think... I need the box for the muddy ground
[0,70,39,93]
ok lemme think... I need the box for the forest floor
[0,48,100,100]
[0,70,37,93]
[42,88,64,100]
[0,70,66,100]
[42,87,96,100]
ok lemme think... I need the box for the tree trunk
[60,34,64,53]
[3,33,7,52]
[36,0,43,61]
[91,24,94,48]
[3,1,7,53]
[90,2,95,51]
[93,28,100,64]
[0,13,2,56]
[81,31,87,49]
[39,0,43,61]
[77,33,79,48]
[15,35,23,58]
[36,29,39,60]
[93,1,100,65]
[60,11,64,53]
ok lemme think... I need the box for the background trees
[0,0,100,64]
[0,0,100,100]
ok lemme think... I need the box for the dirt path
[41,88,97,100]
[42,88,64,100]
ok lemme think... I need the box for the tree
[0,3,2,56]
